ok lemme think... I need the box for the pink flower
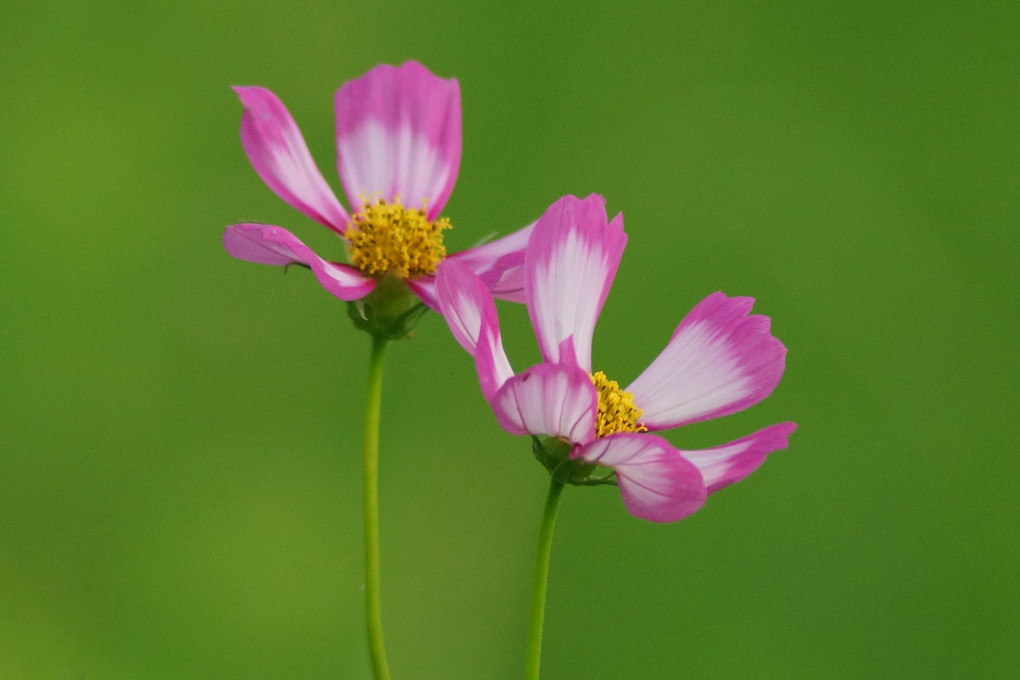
[436,194,796,523]
[223,61,533,311]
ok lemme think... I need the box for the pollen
[345,198,451,278]
[590,371,647,439]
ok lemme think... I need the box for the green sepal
[531,436,617,487]
[347,274,428,341]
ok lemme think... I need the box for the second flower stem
[362,335,391,680]
[524,478,565,680]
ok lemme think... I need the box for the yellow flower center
[590,371,647,439]
[345,198,451,278]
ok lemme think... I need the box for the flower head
[223,62,534,333]
[436,194,795,522]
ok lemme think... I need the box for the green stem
[524,478,565,680]
[362,335,391,680]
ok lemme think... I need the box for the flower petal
[233,87,349,232]
[405,277,440,312]
[525,195,626,371]
[223,224,375,300]
[680,422,797,494]
[335,61,461,219]
[447,221,537,303]
[627,292,787,429]
[575,433,707,523]
[490,363,596,443]
[435,259,514,400]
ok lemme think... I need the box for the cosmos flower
[223,61,533,312]
[436,194,795,522]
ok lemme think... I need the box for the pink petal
[447,221,537,303]
[412,218,537,311]
[223,224,375,301]
[335,61,461,219]
[490,363,596,444]
[525,195,627,372]
[680,422,797,494]
[435,259,513,400]
[233,87,349,232]
[626,292,788,429]
[405,277,440,311]
[575,433,707,523]
[434,261,486,351]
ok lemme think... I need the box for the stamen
[590,371,647,439]
[345,198,451,278]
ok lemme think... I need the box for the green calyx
[531,436,617,487]
[347,274,429,341]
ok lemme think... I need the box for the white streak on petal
[234,86,349,231]
[436,259,514,400]
[339,120,454,216]
[490,364,596,443]
[680,422,796,494]
[335,63,461,218]
[627,292,787,429]
[222,223,374,300]
[525,195,626,371]
[575,434,706,522]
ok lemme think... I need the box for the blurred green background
[2,1,1016,678]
